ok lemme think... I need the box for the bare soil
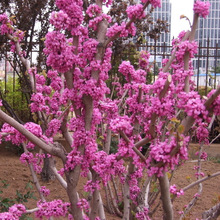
[0,143,220,219]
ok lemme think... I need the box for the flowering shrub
[0,0,219,220]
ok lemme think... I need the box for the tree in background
[0,0,56,122]
[0,1,219,220]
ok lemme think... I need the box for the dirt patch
[0,143,220,219]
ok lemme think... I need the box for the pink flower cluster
[44,31,76,73]
[170,184,184,197]
[109,115,133,135]
[141,0,161,8]
[82,39,99,61]
[0,13,13,35]
[147,135,189,177]
[176,40,198,62]
[40,186,50,197]
[46,119,61,137]
[20,152,45,173]
[84,180,101,193]
[65,150,83,171]
[195,171,205,178]
[86,4,102,18]
[118,61,146,83]
[126,4,145,20]
[50,10,70,30]
[102,0,113,7]
[200,151,208,160]
[35,199,69,219]
[1,122,42,148]
[0,204,26,220]
[193,1,210,18]
[196,122,209,144]
[55,0,83,31]
[177,91,208,121]
[207,89,220,115]
[77,198,89,213]
[10,30,25,52]
[135,207,150,220]
[107,22,136,38]
[139,51,150,69]
[89,14,112,31]
[92,151,126,185]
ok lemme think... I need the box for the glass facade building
[145,0,172,53]
[194,0,220,72]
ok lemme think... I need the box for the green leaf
[177,125,185,134]
[25,182,33,190]
[1,180,9,188]
[153,187,159,193]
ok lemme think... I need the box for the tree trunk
[159,173,173,220]
[41,154,55,182]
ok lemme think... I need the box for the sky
[170,0,194,38]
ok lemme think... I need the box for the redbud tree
[0,0,220,219]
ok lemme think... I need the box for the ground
[0,143,220,220]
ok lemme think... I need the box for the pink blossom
[200,151,208,160]
[55,0,83,30]
[118,61,135,82]
[46,119,62,137]
[177,91,208,121]
[50,10,69,30]
[86,4,102,18]
[193,193,201,198]
[147,135,189,176]
[139,51,150,69]
[170,184,184,197]
[193,1,210,18]
[20,152,45,173]
[44,31,76,72]
[77,198,89,213]
[13,30,25,42]
[196,123,209,144]
[207,90,220,115]
[82,39,99,61]
[89,14,111,31]
[126,4,145,20]
[0,13,13,35]
[65,150,83,171]
[0,204,26,219]
[84,180,101,193]
[47,70,58,79]
[176,40,198,61]
[35,74,46,85]
[141,0,161,8]
[109,115,133,135]
[195,172,205,178]
[103,0,113,7]
[135,207,150,220]
[92,151,126,185]
[106,23,123,38]
[40,186,50,197]
[50,76,63,91]
[35,199,69,219]
[24,122,43,137]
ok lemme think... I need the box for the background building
[141,0,172,69]
[146,0,172,53]
[194,0,220,73]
